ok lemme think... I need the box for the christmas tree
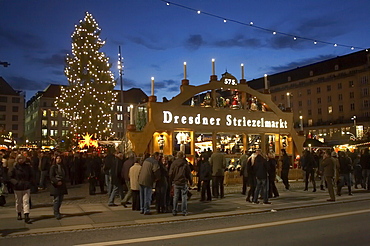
[55,12,117,141]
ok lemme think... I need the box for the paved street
[0,180,369,240]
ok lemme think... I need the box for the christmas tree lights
[55,12,117,142]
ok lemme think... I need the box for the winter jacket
[252,154,269,179]
[121,157,135,182]
[138,157,160,187]
[169,158,193,186]
[199,160,212,181]
[321,156,335,177]
[10,163,34,191]
[49,164,68,196]
[209,152,226,176]
[129,163,142,190]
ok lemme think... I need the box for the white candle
[241,63,244,79]
[130,105,134,125]
[184,62,187,79]
[151,77,154,96]
[299,115,303,131]
[286,92,290,108]
[212,58,215,75]
[264,74,268,89]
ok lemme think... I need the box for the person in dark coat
[360,148,370,190]
[239,152,249,195]
[267,152,279,198]
[337,151,353,196]
[199,154,212,202]
[252,150,270,204]
[108,152,125,206]
[155,155,169,213]
[280,149,291,190]
[86,151,105,195]
[301,150,317,192]
[69,153,81,186]
[246,153,257,203]
[39,152,51,189]
[10,155,33,223]
[50,155,68,219]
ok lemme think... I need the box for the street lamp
[351,115,357,138]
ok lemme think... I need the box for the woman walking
[50,155,68,220]
[9,155,33,223]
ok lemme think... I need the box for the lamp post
[118,46,126,153]
[299,115,303,131]
[351,115,357,138]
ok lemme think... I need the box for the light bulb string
[161,0,367,50]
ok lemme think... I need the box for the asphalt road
[1,200,369,246]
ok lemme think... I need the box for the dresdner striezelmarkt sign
[162,110,288,129]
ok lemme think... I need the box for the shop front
[128,72,305,180]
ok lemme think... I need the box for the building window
[51,120,58,127]
[117,105,123,112]
[339,105,343,112]
[117,114,123,121]
[328,106,333,114]
[327,85,331,92]
[318,108,322,114]
[317,87,321,93]
[338,94,343,101]
[308,119,313,126]
[317,98,321,104]
[12,106,18,112]
[43,110,47,117]
[42,120,47,127]
[12,124,18,130]
[0,115,5,120]
[350,103,355,111]
[62,121,69,127]
[117,123,123,129]
[287,76,291,82]
[307,89,311,95]
[12,115,18,121]
[0,97,7,102]
[12,97,20,103]
[334,65,339,71]
[338,83,342,89]
[298,101,302,107]
[350,92,355,99]
[62,130,68,136]
[360,76,369,84]
[50,130,58,136]
[349,81,354,87]
[42,129,47,137]
[50,111,58,117]
[0,106,6,111]
[307,99,311,106]
[308,109,312,116]
[363,88,369,96]
[363,100,369,108]
[327,96,332,103]
[310,71,314,76]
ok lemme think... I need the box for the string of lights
[161,0,368,51]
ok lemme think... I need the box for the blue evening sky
[0,0,369,102]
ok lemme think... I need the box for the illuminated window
[42,129,47,137]
[328,106,333,114]
[51,120,58,127]
[42,120,47,127]
[308,119,313,126]
[117,114,123,120]
[117,105,123,112]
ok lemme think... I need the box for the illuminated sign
[220,73,238,86]
[162,111,288,129]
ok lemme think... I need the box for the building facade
[248,49,370,146]
[25,84,148,149]
[0,77,25,147]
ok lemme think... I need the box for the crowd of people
[0,146,369,223]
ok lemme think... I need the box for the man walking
[138,152,161,215]
[321,149,336,202]
[169,151,193,216]
[209,149,226,199]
